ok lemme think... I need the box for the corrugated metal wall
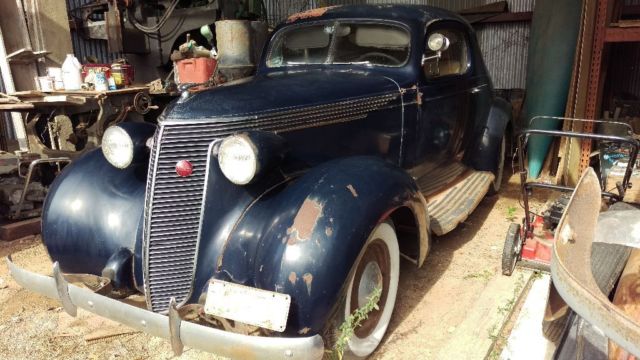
[264,0,533,89]
[607,42,640,101]
[476,0,532,89]
[66,0,121,63]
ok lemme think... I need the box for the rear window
[267,22,411,68]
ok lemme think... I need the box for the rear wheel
[488,136,506,195]
[324,221,400,359]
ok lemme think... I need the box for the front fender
[213,156,427,336]
[42,148,148,290]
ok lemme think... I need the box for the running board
[426,171,494,236]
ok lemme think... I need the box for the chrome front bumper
[7,257,324,360]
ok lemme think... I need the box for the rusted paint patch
[287,199,323,244]
[216,255,224,271]
[288,271,298,285]
[346,184,358,198]
[325,226,333,236]
[302,273,313,296]
[287,6,339,23]
[298,327,311,335]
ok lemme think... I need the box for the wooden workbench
[0,86,149,111]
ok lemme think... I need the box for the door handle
[470,87,482,94]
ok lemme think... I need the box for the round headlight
[427,33,450,52]
[102,126,134,169]
[218,135,258,185]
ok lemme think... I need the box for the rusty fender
[550,168,640,357]
[213,156,428,337]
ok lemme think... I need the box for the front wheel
[324,220,400,359]
[502,223,522,276]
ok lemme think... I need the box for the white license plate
[203,279,291,332]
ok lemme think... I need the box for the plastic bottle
[95,70,108,91]
[61,54,82,90]
[107,76,117,91]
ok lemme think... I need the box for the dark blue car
[9,5,510,359]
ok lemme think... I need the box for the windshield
[266,22,411,68]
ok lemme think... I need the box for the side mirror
[422,33,450,65]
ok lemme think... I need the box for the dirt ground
[0,171,552,360]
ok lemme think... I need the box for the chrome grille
[143,93,397,312]
[143,123,213,312]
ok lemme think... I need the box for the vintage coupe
[9,5,510,359]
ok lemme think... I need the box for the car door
[414,23,474,167]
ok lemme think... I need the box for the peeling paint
[346,184,358,198]
[288,271,298,285]
[302,273,313,296]
[325,226,333,236]
[287,6,339,23]
[287,199,323,245]
[298,327,311,335]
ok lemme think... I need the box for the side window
[422,29,470,79]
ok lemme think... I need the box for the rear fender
[464,97,512,173]
[210,156,428,336]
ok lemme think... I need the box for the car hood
[162,70,408,121]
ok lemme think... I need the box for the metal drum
[215,20,267,81]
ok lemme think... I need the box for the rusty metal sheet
[551,168,640,357]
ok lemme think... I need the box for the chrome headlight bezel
[217,135,259,185]
[102,126,135,169]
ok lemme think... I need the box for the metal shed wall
[264,0,533,89]
[66,0,122,63]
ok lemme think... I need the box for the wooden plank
[0,217,41,241]
[436,270,533,359]
[476,12,533,24]
[48,86,149,97]
[605,26,640,42]
[581,0,618,175]
[607,172,640,204]
[614,20,640,27]
[500,274,558,358]
[42,95,86,104]
[9,90,46,97]
[6,48,49,63]
[558,0,598,186]
[0,103,35,111]
[459,1,508,15]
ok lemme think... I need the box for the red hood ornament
[175,160,193,177]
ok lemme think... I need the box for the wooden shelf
[605,26,640,42]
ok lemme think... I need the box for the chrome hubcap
[357,261,383,307]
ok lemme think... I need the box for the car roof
[284,4,467,28]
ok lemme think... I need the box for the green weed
[327,287,382,360]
